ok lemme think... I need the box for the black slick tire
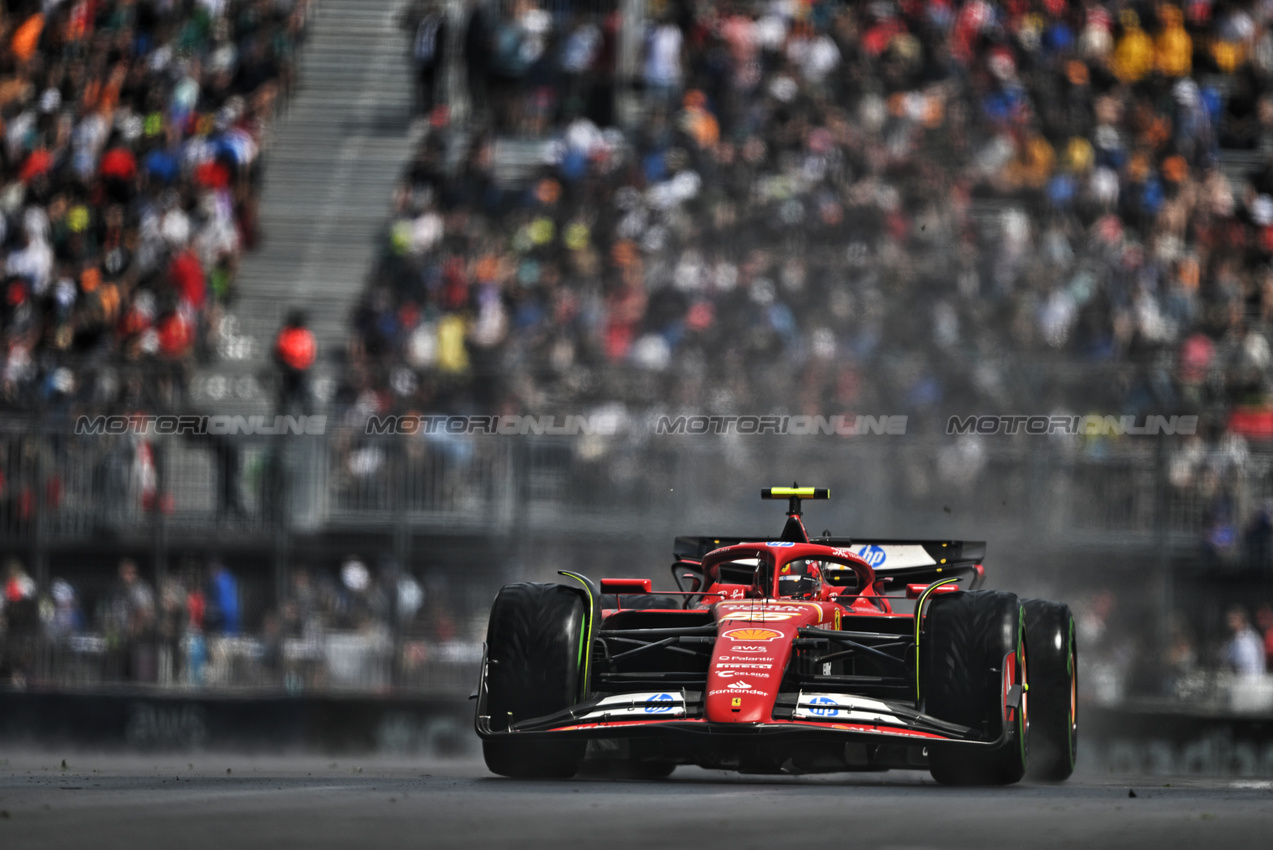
[922,590,1029,786]
[481,582,588,779]
[1023,599,1077,782]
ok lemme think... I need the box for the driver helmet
[778,560,823,600]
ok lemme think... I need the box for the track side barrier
[0,690,474,755]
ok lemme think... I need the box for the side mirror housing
[670,561,704,592]
[905,583,959,599]
[599,578,653,594]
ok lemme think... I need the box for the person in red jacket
[274,310,316,413]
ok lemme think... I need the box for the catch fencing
[1,412,1267,699]
[0,416,1257,550]
[6,629,482,698]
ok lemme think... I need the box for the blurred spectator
[205,559,240,636]
[1202,471,1238,560]
[1223,605,1267,676]
[106,557,154,639]
[338,556,388,631]
[211,430,246,520]
[0,0,1233,625]
[1163,618,1200,698]
[1258,604,1273,673]
[183,561,207,635]
[486,0,555,133]
[260,610,284,678]
[339,0,1273,500]
[400,0,449,120]
[46,578,83,640]
[16,0,1273,704]
[397,568,424,625]
[1244,500,1273,571]
[103,557,156,681]
[274,309,316,413]
[0,552,502,694]
[1,557,38,682]
[1112,10,1153,83]
[462,1,494,118]
[183,560,208,686]
[157,571,188,681]
[2,557,36,607]
[0,0,309,412]
[282,565,320,636]
[643,12,685,113]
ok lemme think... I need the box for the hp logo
[645,693,674,714]
[808,696,840,717]
[855,545,887,567]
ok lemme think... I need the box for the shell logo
[723,627,783,642]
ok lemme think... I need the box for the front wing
[475,687,1021,765]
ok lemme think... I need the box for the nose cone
[705,601,823,723]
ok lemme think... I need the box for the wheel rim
[1067,622,1078,767]
[1019,635,1029,769]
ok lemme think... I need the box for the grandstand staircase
[191,0,418,417]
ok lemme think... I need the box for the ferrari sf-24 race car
[475,487,1077,785]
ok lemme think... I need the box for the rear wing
[674,536,776,560]
[812,537,985,570]
[673,536,986,589]
[812,537,985,589]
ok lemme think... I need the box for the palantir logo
[645,693,674,714]
[855,545,887,567]
[808,696,841,717]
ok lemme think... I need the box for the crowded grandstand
[0,0,1272,718]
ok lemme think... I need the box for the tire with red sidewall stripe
[482,582,587,779]
[1023,599,1077,782]
[922,589,1029,786]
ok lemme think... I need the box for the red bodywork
[476,507,1011,773]
[685,543,884,725]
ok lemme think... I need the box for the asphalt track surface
[1,752,1269,849]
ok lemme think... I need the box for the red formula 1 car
[475,487,1077,784]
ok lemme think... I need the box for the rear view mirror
[670,560,704,593]
[905,583,960,599]
[752,560,775,598]
[600,578,653,594]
